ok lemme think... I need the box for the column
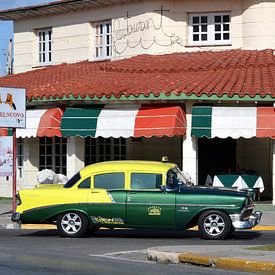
[273,139,275,205]
[67,137,85,179]
[182,102,198,184]
[22,138,39,189]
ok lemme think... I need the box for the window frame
[39,137,67,175]
[37,27,52,65]
[188,12,231,46]
[130,172,163,190]
[85,137,128,165]
[94,21,112,60]
[93,172,125,190]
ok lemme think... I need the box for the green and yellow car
[12,160,262,239]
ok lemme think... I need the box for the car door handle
[91,191,100,194]
[128,192,136,195]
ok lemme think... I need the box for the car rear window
[131,173,162,189]
[94,173,125,190]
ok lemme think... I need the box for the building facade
[0,0,274,203]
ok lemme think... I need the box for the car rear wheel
[57,212,89,238]
[198,210,231,240]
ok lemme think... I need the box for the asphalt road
[0,228,273,275]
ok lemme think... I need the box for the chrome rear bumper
[11,212,21,222]
[230,211,262,229]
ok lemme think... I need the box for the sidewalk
[1,199,275,273]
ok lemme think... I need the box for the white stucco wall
[66,137,85,179]
[242,0,275,49]
[12,0,253,73]
[181,102,198,184]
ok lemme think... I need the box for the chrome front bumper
[230,211,262,229]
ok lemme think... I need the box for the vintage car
[12,159,262,239]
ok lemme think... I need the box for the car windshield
[166,167,187,189]
[63,172,81,188]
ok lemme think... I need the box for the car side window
[94,173,125,190]
[131,173,162,189]
[78,177,91,189]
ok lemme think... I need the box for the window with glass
[85,137,127,165]
[78,177,91,189]
[131,173,163,189]
[189,13,230,45]
[37,28,52,65]
[39,137,66,175]
[17,138,24,178]
[94,21,112,60]
[94,173,124,190]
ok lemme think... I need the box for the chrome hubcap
[61,213,82,234]
[203,214,225,236]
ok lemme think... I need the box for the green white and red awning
[191,106,275,138]
[16,108,64,138]
[61,105,186,138]
[0,128,12,136]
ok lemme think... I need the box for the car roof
[80,160,177,177]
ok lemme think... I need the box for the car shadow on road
[19,228,262,241]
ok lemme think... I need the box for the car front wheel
[198,210,231,240]
[57,212,89,238]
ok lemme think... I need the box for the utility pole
[7,38,13,75]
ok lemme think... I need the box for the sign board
[0,136,13,177]
[0,87,26,128]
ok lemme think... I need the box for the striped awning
[16,108,64,138]
[61,105,186,138]
[191,106,275,138]
[0,128,12,136]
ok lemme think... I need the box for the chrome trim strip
[177,204,237,207]
[126,202,173,206]
[107,192,115,203]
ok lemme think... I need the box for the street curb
[178,252,275,274]
[18,225,275,231]
[147,249,275,274]
[147,248,179,264]
[21,224,57,229]
[251,226,275,231]
[187,225,275,231]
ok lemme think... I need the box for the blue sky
[0,0,56,76]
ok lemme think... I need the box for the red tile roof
[1,49,275,101]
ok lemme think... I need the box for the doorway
[198,137,236,185]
